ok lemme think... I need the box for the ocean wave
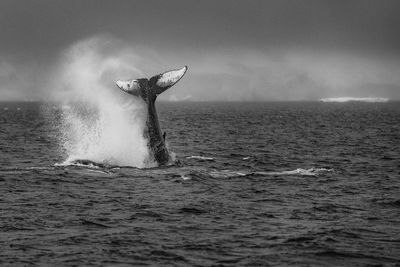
[206,168,333,178]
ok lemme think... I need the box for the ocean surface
[0,101,399,266]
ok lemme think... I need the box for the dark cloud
[1,0,399,55]
[0,0,399,100]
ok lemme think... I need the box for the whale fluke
[151,66,187,95]
[115,66,188,166]
[116,66,187,99]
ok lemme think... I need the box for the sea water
[0,101,399,266]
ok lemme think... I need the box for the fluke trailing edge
[116,66,188,166]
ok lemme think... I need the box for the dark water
[0,101,399,266]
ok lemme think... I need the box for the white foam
[181,175,191,181]
[54,161,100,169]
[186,155,215,161]
[320,97,389,103]
[255,168,333,176]
[209,170,247,178]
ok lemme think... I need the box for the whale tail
[116,66,187,100]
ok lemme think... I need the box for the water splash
[51,36,153,168]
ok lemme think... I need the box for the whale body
[116,66,187,166]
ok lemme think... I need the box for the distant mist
[0,35,399,101]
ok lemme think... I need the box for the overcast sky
[1,0,399,101]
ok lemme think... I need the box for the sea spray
[50,36,153,168]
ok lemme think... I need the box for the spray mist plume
[50,36,154,168]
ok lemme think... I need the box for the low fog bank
[0,35,399,101]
